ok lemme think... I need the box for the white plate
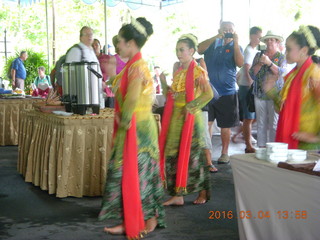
[52,111,73,116]
[4,96,25,99]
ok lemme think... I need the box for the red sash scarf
[114,52,145,239]
[276,57,312,149]
[159,60,196,192]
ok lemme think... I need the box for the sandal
[207,165,218,173]
[245,148,256,153]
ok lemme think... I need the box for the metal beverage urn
[74,62,101,115]
[62,61,103,115]
[62,63,71,112]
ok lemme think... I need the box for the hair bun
[179,34,198,46]
[308,25,320,49]
[137,17,153,37]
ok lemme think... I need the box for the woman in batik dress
[159,34,213,206]
[99,17,165,239]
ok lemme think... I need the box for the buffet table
[0,98,43,146]
[18,108,114,198]
[230,154,320,240]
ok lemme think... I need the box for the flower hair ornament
[131,17,147,37]
[298,25,318,49]
[179,34,198,51]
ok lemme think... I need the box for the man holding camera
[198,21,244,164]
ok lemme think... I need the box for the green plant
[2,49,48,91]
[2,55,16,81]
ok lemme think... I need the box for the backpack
[54,44,83,86]
[246,84,255,112]
[34,75,50,87]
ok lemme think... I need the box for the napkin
[313,161,320,172]
[277,162,320,177]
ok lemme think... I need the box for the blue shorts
[238,85,255,120]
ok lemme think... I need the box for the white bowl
[267,154,288,163]
[266,151,288,157]
[266,142,288,149]
[255,148,266,160]
[266,142,288,153]
[256,148,266,154]
[287,149,307,162]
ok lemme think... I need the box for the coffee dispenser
[62,62,103,115]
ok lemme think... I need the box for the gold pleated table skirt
[0,98,43,146]
[17,108,114,198]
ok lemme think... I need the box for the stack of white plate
[266,142,288,163]
[287,149,307,162]
[255,148,266,160]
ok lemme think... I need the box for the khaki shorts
[15,78,25,90]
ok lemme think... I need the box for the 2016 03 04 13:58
[208,210,308,220]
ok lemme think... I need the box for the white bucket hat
[260,30,284,42]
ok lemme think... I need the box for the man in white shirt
[66,26,99,63]
[237,26,262,153]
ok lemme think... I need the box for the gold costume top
[170,65,212,110]
[111,58,158,160]
[171,66,205,92]
[164,64,213,157]
[112,59,155,123]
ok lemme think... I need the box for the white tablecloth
[230,154,320,240]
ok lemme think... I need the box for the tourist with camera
[249,31,286,148]
[198,21,244,164]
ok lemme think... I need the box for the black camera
[258,44,266,56]
[224,33,233,38]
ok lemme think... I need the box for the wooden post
[52,0,56,65]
